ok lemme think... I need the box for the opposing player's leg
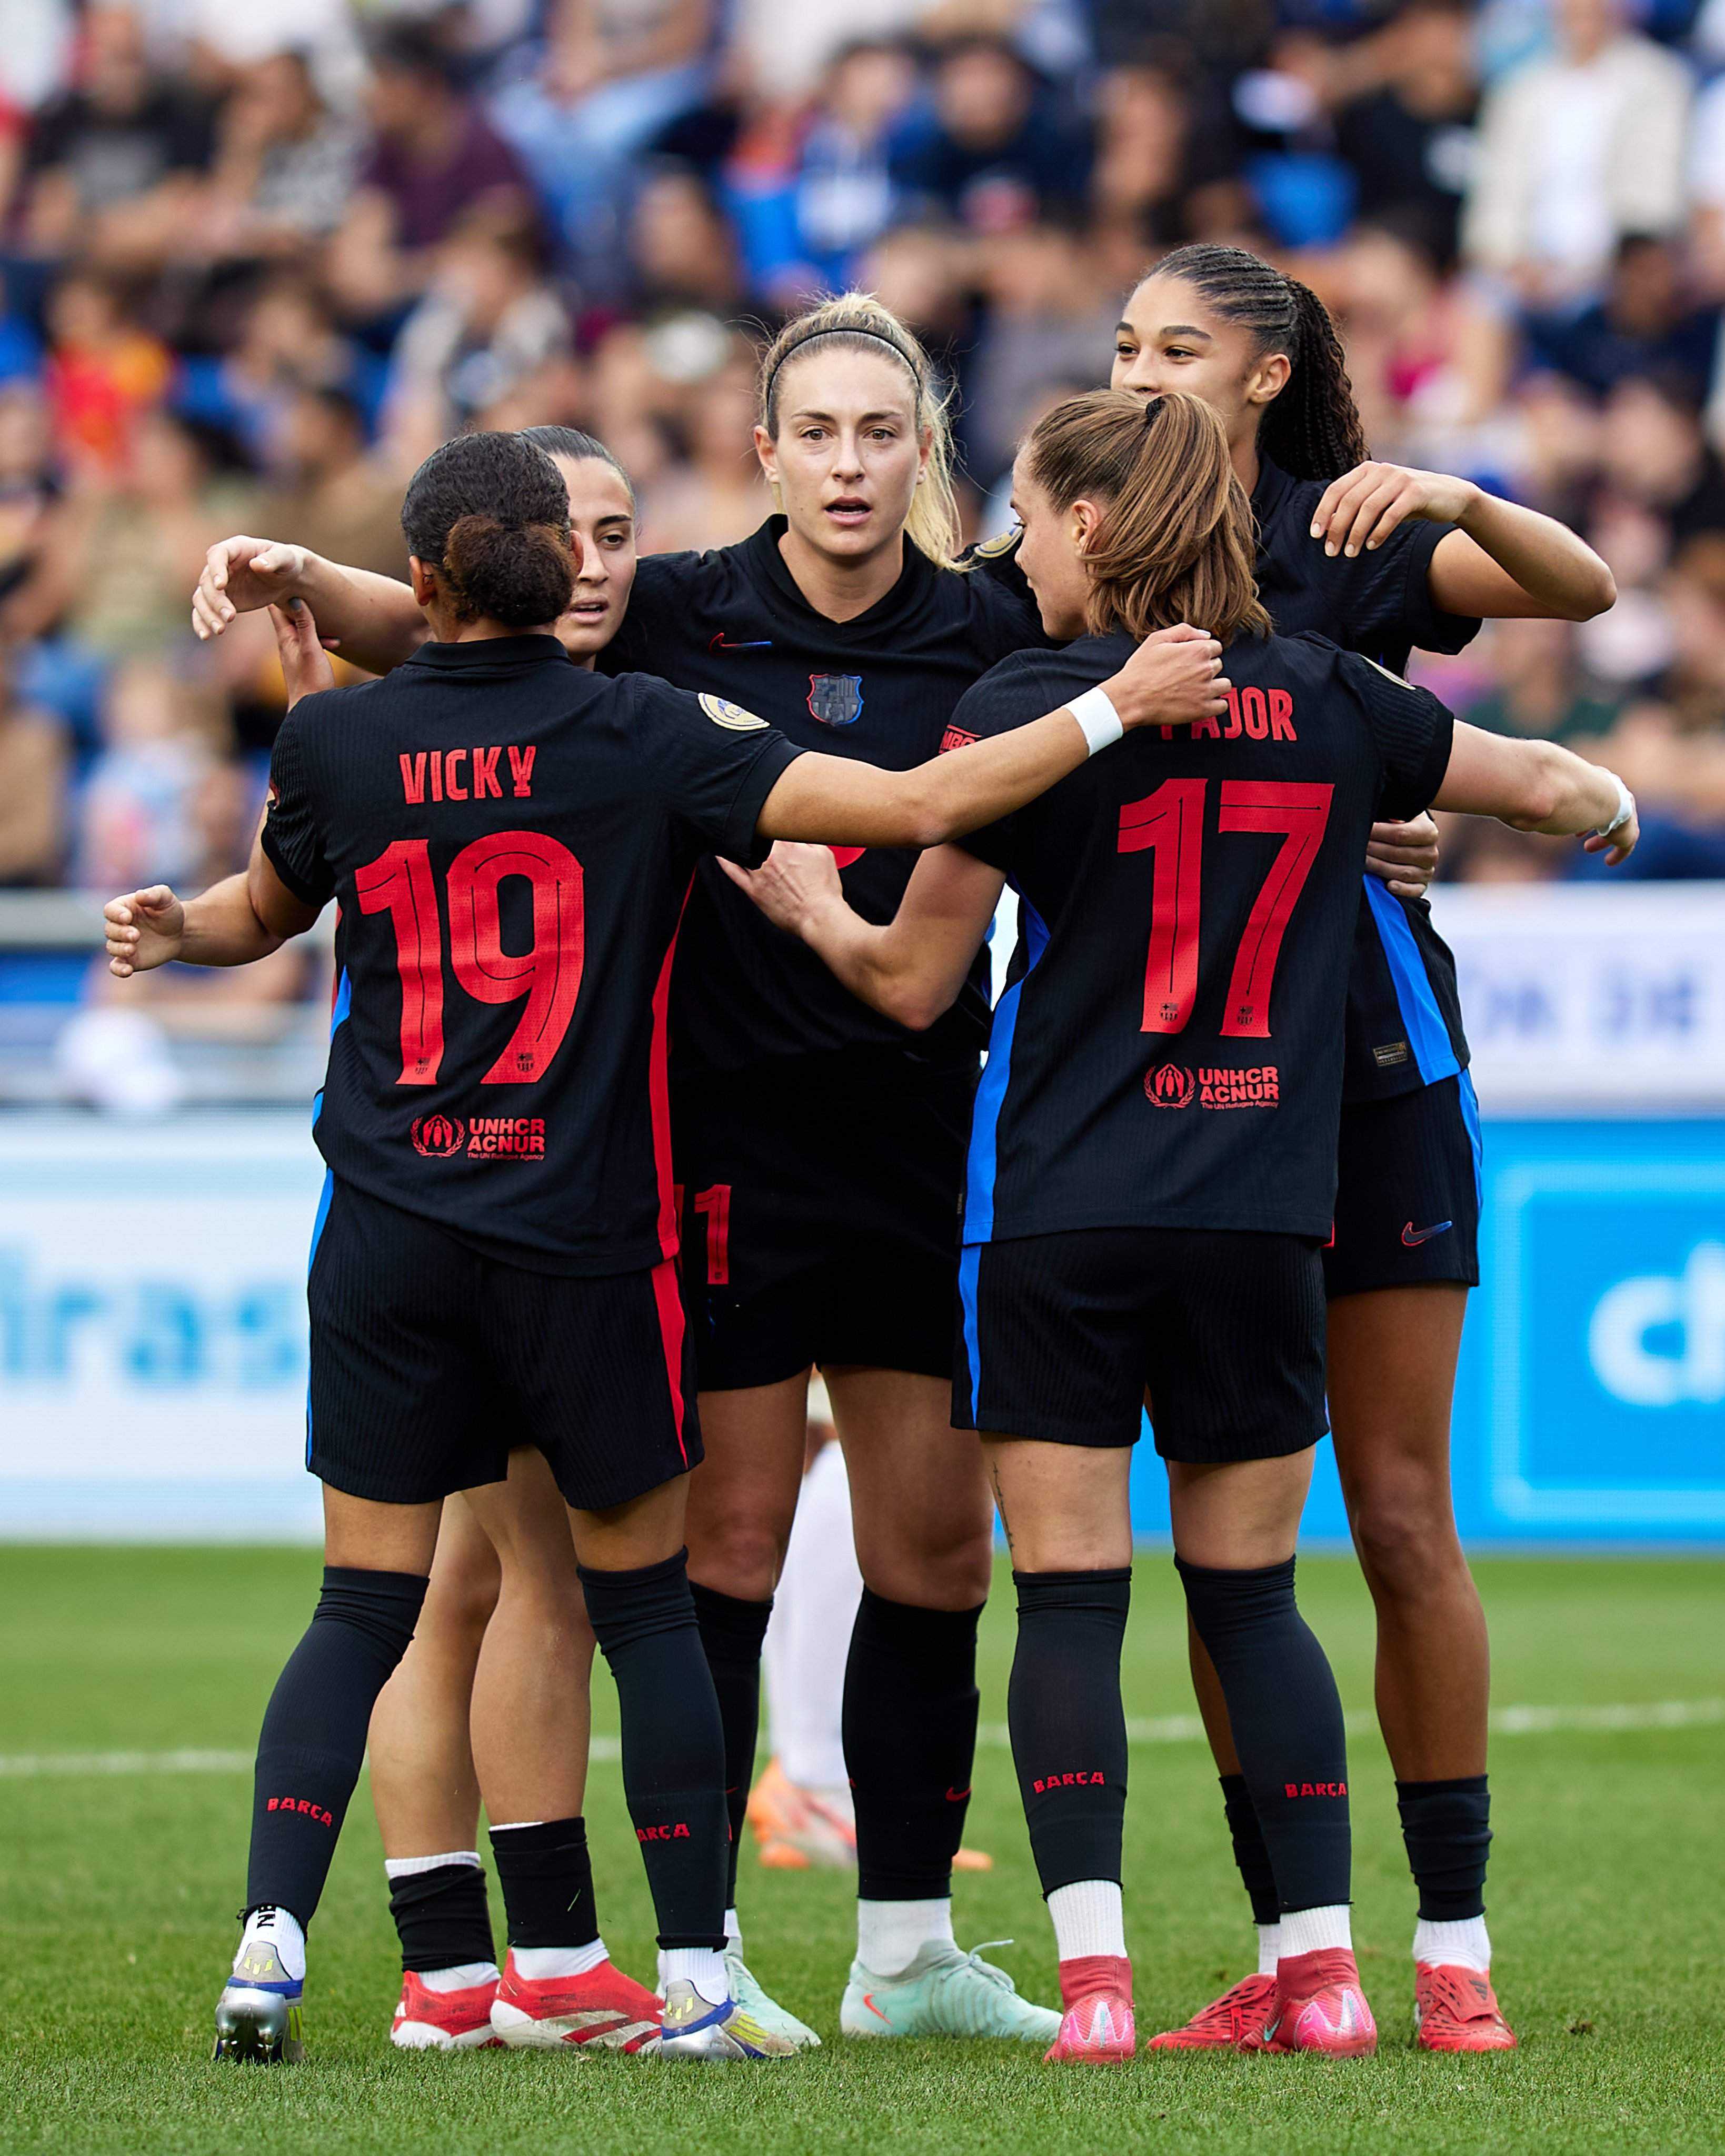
[217,1486,441,2063]
[833,1364,1055,2043]
[755,1408,862,1870]
[1328,1284,1511,2050]
[368,1494,503,2050]
[684,1370,823,2044]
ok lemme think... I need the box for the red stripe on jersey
[651,1255,689,1464]
[649,879,694,1265]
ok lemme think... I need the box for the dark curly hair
[400,432,574,628]
[1139,244,1369,483]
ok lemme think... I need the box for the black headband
[764,327,920,412]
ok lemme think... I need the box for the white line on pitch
[0,1706,1719,1780]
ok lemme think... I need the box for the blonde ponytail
[758,293,964,570]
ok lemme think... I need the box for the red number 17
[1116,778,1332,1040]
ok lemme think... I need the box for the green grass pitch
[1,1546,1722,2154]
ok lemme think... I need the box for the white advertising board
[0,1117,325,1538]
[1429,881,1725,1110]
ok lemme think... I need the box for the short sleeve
[260,711,335,907]
[1346,516,1480,659]
[626,677,803,865]
[1338,652,1455,820]
[942,655,1064,873]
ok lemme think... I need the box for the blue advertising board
[1129,1119,1725,1546]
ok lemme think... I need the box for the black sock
[390,1863,496,1974]
[490,1817,601,1950]
[579,1549,727,1950]
[1397,1775,1491,1921]
[844,1588,983,1903]
[1176,1555,1350,1917]
[1219,1774,1280,1928]
[246,1566,427,1928]
[689,1581,772,1910]
[1008,1568,1130,1897]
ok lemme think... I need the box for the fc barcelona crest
[807,673,863,727]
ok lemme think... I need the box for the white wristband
[1596,775,1634,839]
[1068,686,1124,756]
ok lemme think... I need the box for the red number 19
[1115,778,1332,1042]
[356,832,584,1086]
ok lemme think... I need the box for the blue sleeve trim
[958,1243,983,1423]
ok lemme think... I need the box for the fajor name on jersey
[1159,686,1297,743]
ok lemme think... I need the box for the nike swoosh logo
[1402,1220,1453,1246]
[945,1785,971,1802]
[709,634,773,651]
[862,1991,891,2022]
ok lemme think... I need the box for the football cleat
[1264,1948,1377,2057]
[1044,1956,1135,2064]
[390,1969,502,2051]
[1143,1971,1274,2051]
[213,1917,303,2064]
[725,1942,821,2049]
[1414,1963,1517,2052]
[489,1952,662,2053]
[840,1941,1061,2043]
[747,1757,856,1870]
[656,1978,797,2059]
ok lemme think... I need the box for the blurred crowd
[5,0,1725,927]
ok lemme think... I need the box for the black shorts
[672,1046,975,1391]
[953,1227,1328,1463]
[306,1177,700,1510]
[1324,1072,1482,1302]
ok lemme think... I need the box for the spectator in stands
[1463,0,1693,304]
[0,387,55,613]
[174,277,381,470]
[626,164,745,316]
[383,211,570,455]
[1529,236,1721,406]
[1600,372,1725,547]
[191,48,363,264]
[963,220,1115,484]
[3,408,256,697]
[0,268,43,391]
[1087,53,1196,262]
[260,386,407,584]
[1332,0,1478,271]
[891,35,1090,236]
[726,39,918,304]
[0,641,66,886]
[39,267,171,478]
[1464,616,1623,745]
[488,0,714,282]
[325,25,533,325]
[643,340,772,551]
[18,4,214,272]
[75,659,220,894]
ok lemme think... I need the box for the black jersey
[601,517,1045,1073]
[974,466,1480,1105]
[261,635,800,1275]
[1249,456,1477,1104]
[951,630,1452,1245]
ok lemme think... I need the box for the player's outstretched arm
[1433,721,1639,864]
[192,537,424,674]
[755,626,1229,851]
[723,842,1005,1030]
[1309,462,1616,622]
[105,847,322,976]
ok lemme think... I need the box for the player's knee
[863,1518,993,1610]
[1347,1476,1463,1600]
[687,1515,787,1602]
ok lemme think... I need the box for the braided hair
[1144,244,1369,484]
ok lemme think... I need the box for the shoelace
[958,1941,1015,1989]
